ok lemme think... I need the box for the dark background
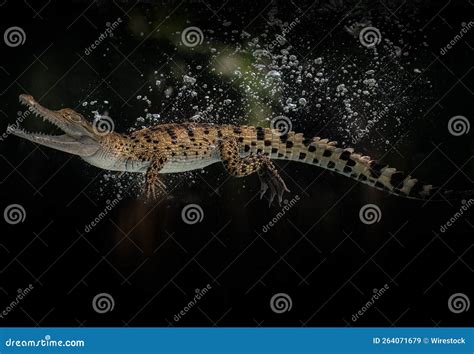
[0,0,472,326]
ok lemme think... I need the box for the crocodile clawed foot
[144,178,167,202]
[258,160,290,207]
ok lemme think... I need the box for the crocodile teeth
[19,97,63,132]
[8,125,54,138]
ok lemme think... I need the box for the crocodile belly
[159,157,219,173]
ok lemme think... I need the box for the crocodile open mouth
[7,94,78,142]
[7,94,100,156]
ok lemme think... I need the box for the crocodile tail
[238,126,469,200]
[272,132,434,199]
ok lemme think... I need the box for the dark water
[0,0,472,326]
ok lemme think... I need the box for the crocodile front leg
[144,156,167,200]
[218,137,289,205]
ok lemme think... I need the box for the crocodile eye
[71,114,82,122]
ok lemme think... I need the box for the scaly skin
[8,94,445,203]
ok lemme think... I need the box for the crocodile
[7,94,466,203]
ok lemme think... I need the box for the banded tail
[235,126,465,201]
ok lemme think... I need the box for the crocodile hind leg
[144,156,167,200]
[218,137,289,205]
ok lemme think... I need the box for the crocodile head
[7,94,102,156]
